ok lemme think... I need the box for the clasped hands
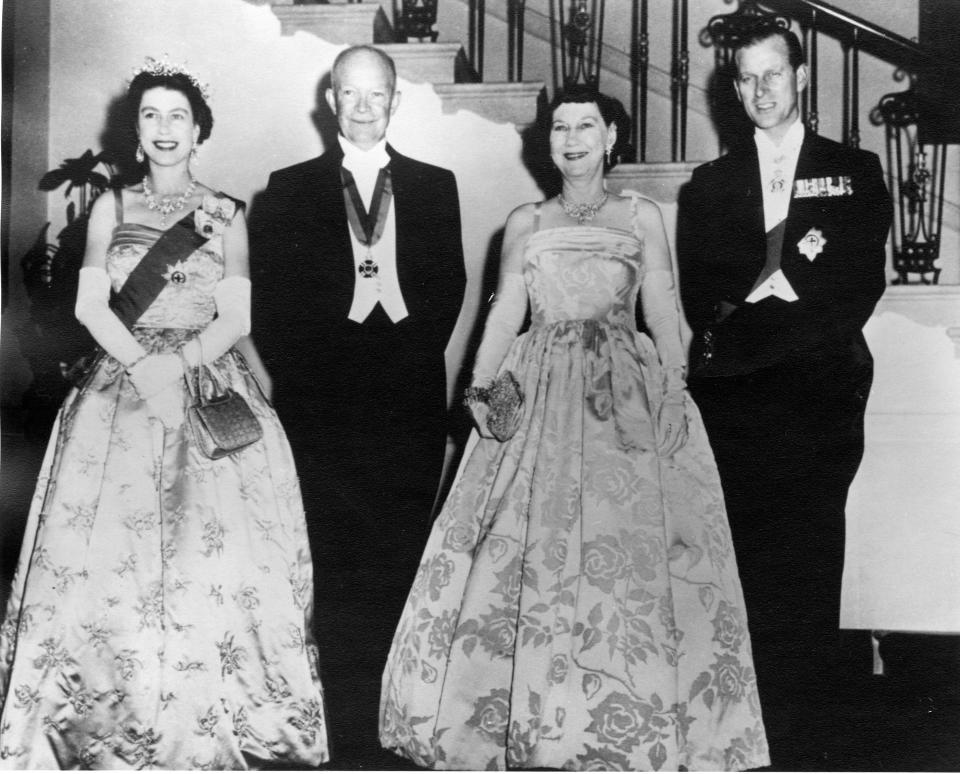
[126,353,185,429]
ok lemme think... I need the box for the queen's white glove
[126,354,182,400]
[179,276,251,367]
[74,266,147,366]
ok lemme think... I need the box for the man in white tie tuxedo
[676,22,891,769]
[251,45,465,767]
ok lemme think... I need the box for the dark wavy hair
[547,86,633,171]
[733,20,805,71]
[127,71,214,145]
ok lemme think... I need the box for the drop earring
[605,145,612,165]
[190,146,199,164]
[136,143,145,163]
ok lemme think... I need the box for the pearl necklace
[558,191,608,225]
[142,175,197,227]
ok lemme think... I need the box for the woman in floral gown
[379,88,768,771]
[0,60,327,769]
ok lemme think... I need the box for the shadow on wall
[245,68,339,231]
[707,59,757,153]
[13,90,141,442]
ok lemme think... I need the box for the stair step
[434,82,545,127]
[272,3,393,45]
[374,43,466,85]
[606,162,699,203]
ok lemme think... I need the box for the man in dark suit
[251,45,465,767]
[677,23,892,768]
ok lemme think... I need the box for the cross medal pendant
[358,250,379,278]
[771,168,786,193]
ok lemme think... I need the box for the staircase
[265,0,698,255]
[264,0,958,285]
[261,1,960,635]
[271,0,544,128]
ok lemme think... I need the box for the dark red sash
[110,209,209,329]
[63,202,210,387]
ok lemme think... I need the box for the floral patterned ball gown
[380,198,769,771]
[0,192,328,769]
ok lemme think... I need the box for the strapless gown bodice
[106,222,225,330]
[523,227,643,329]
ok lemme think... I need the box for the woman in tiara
[379,87,768,770]
[0,58,327,769]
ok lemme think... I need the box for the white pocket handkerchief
[745,269,799,303]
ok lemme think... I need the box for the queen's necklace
[558,191,608,224]
[142,175,197,227]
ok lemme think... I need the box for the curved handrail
[761,0,960,75]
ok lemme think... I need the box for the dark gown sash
[65,196,210,387]
[110,209,209,328]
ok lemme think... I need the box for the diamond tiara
[130,55,211,101]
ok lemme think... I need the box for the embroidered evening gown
[379,217,769,771]
[0,194,328,769]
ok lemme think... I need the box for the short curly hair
[127,71,214,145]
[547,86,632,170]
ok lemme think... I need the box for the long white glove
[75,266,182,426]
[131,358,184,428]
[178,276,251,368]
[642,267,689,456]
[467,271,527,437]
[75,266,147,366]
[471,272,527,386]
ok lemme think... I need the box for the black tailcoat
[250,143,465,765]
[677,131,892,766]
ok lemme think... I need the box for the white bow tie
[342,146,390,173]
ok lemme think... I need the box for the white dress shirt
[339,135,409,324]
[746,118,805,304]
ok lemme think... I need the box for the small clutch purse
[485,370,524,442]
[185,357,262,460]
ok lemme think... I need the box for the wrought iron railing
[452,0,960,283]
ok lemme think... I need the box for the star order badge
[797,227,827,261]
[163,261,190,285]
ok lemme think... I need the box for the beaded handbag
[485,370,524,442]
[185,360,262,460]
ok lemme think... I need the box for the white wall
[439,0,959,283]
[28,0,960,401]
[45,0,545,400]
[843,286,960,632]
[7,0,957,632]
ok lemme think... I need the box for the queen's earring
[135,143,145,163]
[190,146,199,164]
[605,145,613,165]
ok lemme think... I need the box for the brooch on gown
[195,195,237,237]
